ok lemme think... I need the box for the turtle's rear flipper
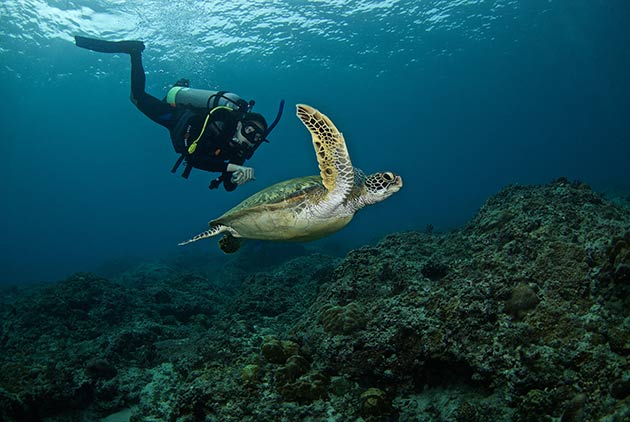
[219,235,244,254]
[75,36,145,54]
[178,225,224,246]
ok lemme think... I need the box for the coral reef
[319,302,366,334]
[1,179,629,421]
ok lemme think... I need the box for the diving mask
[240,121,265,145]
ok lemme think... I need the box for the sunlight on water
[1,0,525,77]
[1,0,628,285]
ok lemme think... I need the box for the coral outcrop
[1,179,629,421]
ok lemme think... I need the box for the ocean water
[1,0,628,284]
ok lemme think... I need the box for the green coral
[241,364,261,386]
[608,232,630,283]
[275,354,310,385]
[517,389,553,422]
[260,336,299,364]
[608,321,630,355]
[360,387,392,417]
[319,302,366,334]
[505,283,540,320]
[278,370,329,403]
[259,336,328,403]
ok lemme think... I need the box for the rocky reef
[1,178,629,421]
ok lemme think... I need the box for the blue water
[1,0,628,284]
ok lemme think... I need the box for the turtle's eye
[383,172,394,181]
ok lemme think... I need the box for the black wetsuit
[129,51,246,191]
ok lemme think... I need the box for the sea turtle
[179,104,403,253]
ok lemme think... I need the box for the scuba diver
[74,36,284,191]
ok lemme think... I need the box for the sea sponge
[319,302,366,334]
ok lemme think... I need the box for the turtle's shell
[224,175,325,216]
[210,175,344,241]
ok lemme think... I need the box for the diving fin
[75,36,145,54]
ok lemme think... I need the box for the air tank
[166,87,245,110]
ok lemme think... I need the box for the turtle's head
[361,172,403,205]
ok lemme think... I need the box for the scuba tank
[166,86,251,112]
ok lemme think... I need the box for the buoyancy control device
[167,85,285,190]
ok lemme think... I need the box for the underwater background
[1,0,629,284]
[2,2,630,421]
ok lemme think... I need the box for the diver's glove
[227,164,255,185]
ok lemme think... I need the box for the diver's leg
[75,36,175,128]
[128,51,175,128]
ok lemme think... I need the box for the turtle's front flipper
[178,225,225,246]
[296,104,354,207]
[219,235,244,253]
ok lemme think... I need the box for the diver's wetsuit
[74,35,267,191]
[129,51,176,129]
[127,50,244,190]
